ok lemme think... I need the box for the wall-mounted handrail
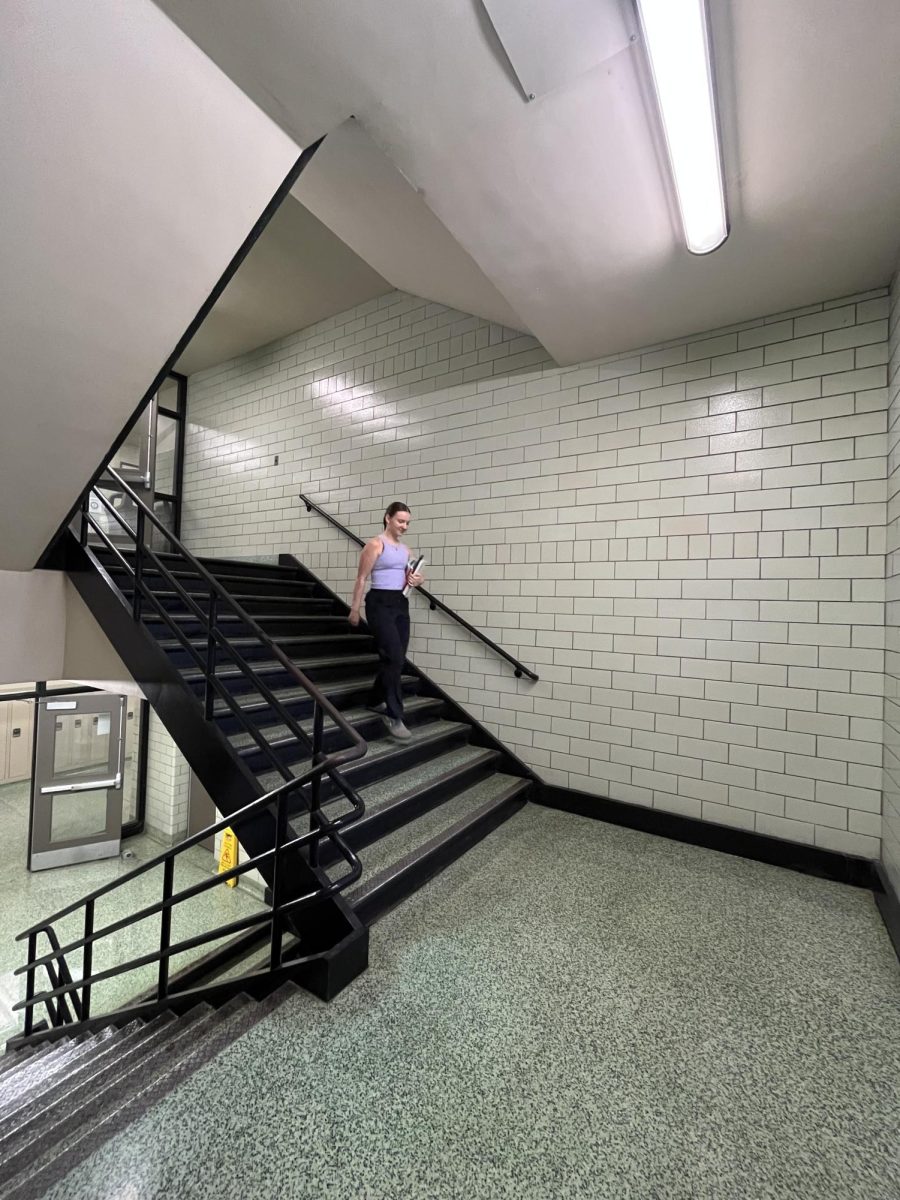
[14,468,373,1037]
[298,493,539,681]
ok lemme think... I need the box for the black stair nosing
[350,782,531,926]
[0,1005,215,1182]
[317,748,502,867]
[229,696,445,755]
[0,1026,120,1120]
[4,987,299,1200]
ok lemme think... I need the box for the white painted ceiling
[158,0,900,363]
[176,196,390,375]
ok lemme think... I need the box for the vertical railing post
[79,495,89,547]
[310,704,325,869]
[204,590,218,720]
[82,900,94,1021]
[133,508,145,621]
[157,857,174,1001]
[23,932,37,1037]
[268,794,287,971]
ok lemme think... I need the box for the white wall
[62,582,136,685]
[883,269,900,892]
[0,0,300,570]
[184,289,889,859]
[0,571,66,685]
[0,568,146,696]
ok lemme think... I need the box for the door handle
[41,776,121,795]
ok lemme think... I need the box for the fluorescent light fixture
[635,0,728,255]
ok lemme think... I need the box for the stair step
[4,988,298,1199]
[255,718,471,795]
[348,775,530,924]
[311,745,502,866]
[0,1018,157,1150]
[134,590,333,613]
[212,673,418,720]
[110,569,319,597]
[0,1043,55,1085]
[158,633,372,654]
[144,612,347,628]
[228,697,443,755]
[0,1006,212,1185]
[181,652,381,689]
[0,1026,119,1120]
[97,549,303,582]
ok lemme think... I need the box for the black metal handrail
[15,766,355,1025]
[14,469,372,1037]
[298,493,539,682]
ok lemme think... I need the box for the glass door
[29,693,126,871]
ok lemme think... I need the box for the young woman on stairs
[348,501,425,740]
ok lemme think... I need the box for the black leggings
[365,590,410,719]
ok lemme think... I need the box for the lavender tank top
[370,536,410,590]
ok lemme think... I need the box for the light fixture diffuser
[635,0,728,255]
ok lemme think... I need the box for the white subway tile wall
[184,288,890,858]
[884,270,900,891]
[145,712,191,844]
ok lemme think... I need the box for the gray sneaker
[367,701,387,714]
[385,718,411,741]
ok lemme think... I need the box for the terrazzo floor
[30,802,900,1200]
[0,780,267,1043]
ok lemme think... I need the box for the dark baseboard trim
[536,784,878,889]
[873,863,900,962]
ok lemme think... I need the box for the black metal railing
[15,765,360,1037]
[13,469,370,1037]
[299,493,539,682]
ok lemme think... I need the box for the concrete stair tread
[354,744,497,815]
[0,1026,120,1119]
[346,772,529,896]
[3,989,300,1199]
[0,1005,216,1183]
[0,1044,57,1085]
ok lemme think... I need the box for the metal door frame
[30,692,126,871]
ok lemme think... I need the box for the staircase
[0,986,297,1199]
[38,472,534,1014]
[89,543,533,925]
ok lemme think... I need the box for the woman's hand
[348,608,361,626]
[407,571,424,589]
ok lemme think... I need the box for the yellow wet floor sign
[218,827,238,887]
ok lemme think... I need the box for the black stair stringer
[60,532,367,997]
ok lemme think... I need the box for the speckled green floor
[30,804,900,1200]
[0,780,267,1042]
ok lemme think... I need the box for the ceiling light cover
[636,0,728,254]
